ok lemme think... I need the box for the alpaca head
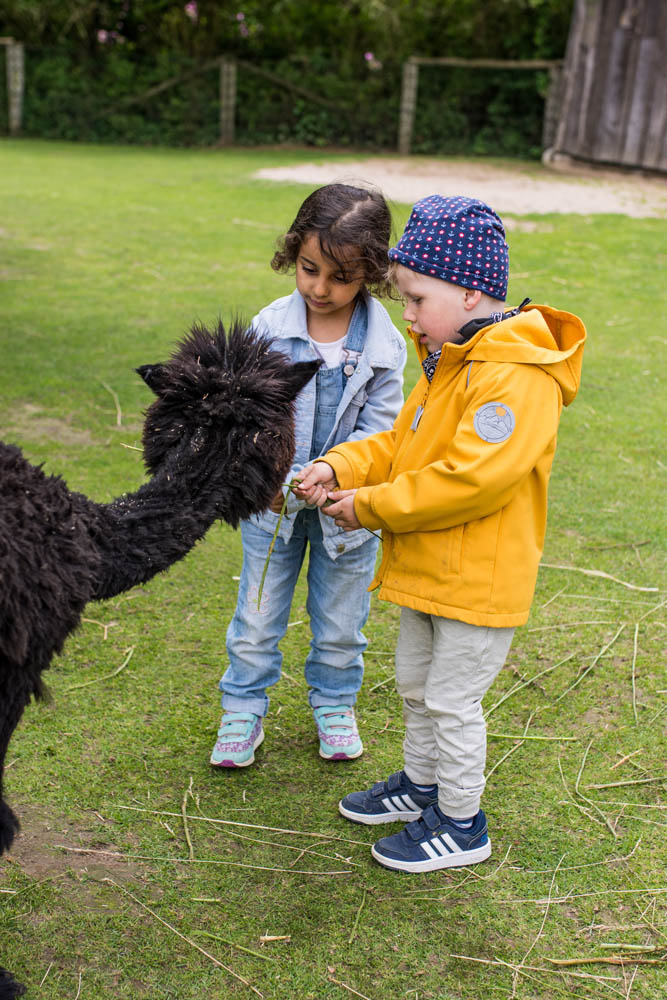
[137,319,319,525]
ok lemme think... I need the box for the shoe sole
[320,745,364,761]
[338,800,426,824]
[210,729,264,768]
[370,839,492,872]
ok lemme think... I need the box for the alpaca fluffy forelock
[141,320,313,477]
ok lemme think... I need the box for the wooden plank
[581,0,614,158]
[642,73,667,169]
[6,41,24,135]
[414,57,562,69]
[398,58,419,156]
[555,0,601,155]
[542,66,564,150]
[594,23,635,162]
[622,37,657,165]
[219,56,236,145]
[638,0,667,170]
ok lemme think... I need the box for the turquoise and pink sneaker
[210,712,264,768]
[314,705,363,761]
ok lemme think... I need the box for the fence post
[398,57,418,156]
[3,39,24,135]
[219,56,236,145]
[542,64,563,152]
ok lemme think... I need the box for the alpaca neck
[89,440,235,601]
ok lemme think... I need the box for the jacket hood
[412,303,586,407]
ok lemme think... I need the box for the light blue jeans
[220,508,378,717]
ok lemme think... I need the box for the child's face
[295,234,365,322]
[395,265,475,354]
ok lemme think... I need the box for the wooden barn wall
[553,0,667,172]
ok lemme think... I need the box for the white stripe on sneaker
[382,795,419,814]
[442,832,462,853]
[429,837,451,857]
[421,840,440,860]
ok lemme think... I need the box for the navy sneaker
[339,770,438,825]
[371,804,491,872]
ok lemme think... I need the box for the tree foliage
[1,0,574,155]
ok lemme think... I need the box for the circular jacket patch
[473,402,516,443]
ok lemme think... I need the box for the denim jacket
[249,289,407,559]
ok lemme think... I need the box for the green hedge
[4,47,555,157]
[1,0,572,156]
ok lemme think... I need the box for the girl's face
[395,264,476,354]
[295,234,365,324]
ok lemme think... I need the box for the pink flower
[97,29,109,43]
[184,1,198,22]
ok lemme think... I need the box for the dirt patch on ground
[5,404,96,448]
[255,155,667,218]
[1,802,146,886]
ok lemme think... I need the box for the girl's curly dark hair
[271,183,396,298]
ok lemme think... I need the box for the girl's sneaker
[210,712,264,767]
[314,705,363,760]
[339,770,438,824]
[371,805,491,872]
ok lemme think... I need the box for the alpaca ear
[136,364,167,394]
[284,359,321,397]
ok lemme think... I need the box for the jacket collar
[273,290,403,369]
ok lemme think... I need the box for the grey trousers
[395,607,515,819]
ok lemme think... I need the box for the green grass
[1,138,666,999]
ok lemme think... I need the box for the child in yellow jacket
[296,194,586,872]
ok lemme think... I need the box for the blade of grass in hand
[256,486,292,610]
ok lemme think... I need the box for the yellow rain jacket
[324,304,586,627]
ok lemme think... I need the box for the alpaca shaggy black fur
[0,320,318,999]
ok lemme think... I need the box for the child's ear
[463,289,483,311]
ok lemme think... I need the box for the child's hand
[293,463,337,507]
[269,491,286,514]
[321,490,361,531]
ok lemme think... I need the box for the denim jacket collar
[269,289,403,373]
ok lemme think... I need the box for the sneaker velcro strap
[405,819,427,840]
[419,805,443,831]
[371,780,388,797]
[386,771,403,793]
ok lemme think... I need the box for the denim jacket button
[336,543,346,553]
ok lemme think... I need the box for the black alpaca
[0,320,318,999]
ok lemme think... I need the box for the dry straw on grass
[102,878,264,997]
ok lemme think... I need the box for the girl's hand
[269,491,286,514]
[321,489,361,531]
[293,463,337,507]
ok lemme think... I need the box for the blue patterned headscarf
[389,194,509,301]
